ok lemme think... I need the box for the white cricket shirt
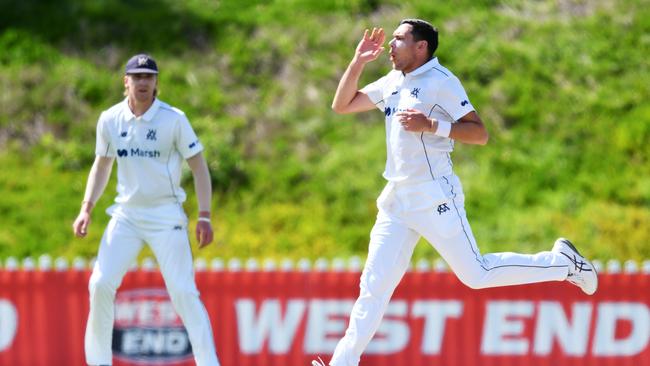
[361,57,475,183]
[95,98,204,206]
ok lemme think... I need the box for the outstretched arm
[332,28,386,114]
[187,152,214,248]
[72,156,114,237]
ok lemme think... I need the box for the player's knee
[460,278,487,290]
[454,270,487,290]
[88,275,116,299]
[359,270,397,299]
[166,282,198,301]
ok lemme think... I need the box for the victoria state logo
[113,288,193,364]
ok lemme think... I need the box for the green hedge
[0,0,648,262]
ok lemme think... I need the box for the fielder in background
[314,19,598,366]
[72,54,220,366]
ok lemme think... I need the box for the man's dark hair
[399,19,438,58]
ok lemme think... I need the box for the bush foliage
[1,0,648,262]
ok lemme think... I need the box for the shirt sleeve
[360,74,389,111]
[95,112,115,157]
[175,114,204,159]
[437,76,475,121]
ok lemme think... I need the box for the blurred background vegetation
[0,0,648,263]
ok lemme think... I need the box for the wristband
[197,217,211,223]
[434,120,452,138]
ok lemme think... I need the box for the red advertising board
[0,268,648,365]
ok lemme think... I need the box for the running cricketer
[72,54,220,366]
[313,19,598,366]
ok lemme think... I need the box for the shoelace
[312,356,326,366]
[560,252,592,273]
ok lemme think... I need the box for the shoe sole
[557,238,598,295]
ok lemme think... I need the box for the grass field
[0,0,648,262]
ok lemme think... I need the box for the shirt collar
[406,57,440,77]
[122,98,161,122]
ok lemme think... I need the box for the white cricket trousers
[329,175,571,366]
[85,205,220,366]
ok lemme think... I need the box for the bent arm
[449,111,489,145]
[331,61,376,114]
[332,28,385,114]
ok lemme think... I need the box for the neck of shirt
[128,97,154,118]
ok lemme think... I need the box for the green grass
[0,0,648,263]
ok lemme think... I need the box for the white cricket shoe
[553,238,598,295]
[312,356,326,366]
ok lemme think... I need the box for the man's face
[389,23,420,72]
[124,73,157,102]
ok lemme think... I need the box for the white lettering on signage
[593,302,650,356]
[533,301,592,356]
[0,300,18,352]
[366,301,410,354]
[481,301,534,355]
[121,329,189,355]
[234,298,650,358]
[304,299,353,353]
[412,300,463,354]
[115,300,180,326]
[236,299,306,354]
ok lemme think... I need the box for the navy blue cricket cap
[125,54,158,74]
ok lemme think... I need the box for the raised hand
[354,27,385,64]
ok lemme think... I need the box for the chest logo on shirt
[410,88,420,98]
[146,129,157,141]
[385,106,415,118]
[120,131,128,137]
[437,203,450,215]
[461,100,469,106]
[117,148,161,158]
